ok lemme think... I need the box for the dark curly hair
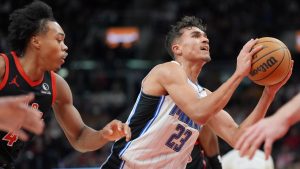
[8,1,55,56]
[165,16,206,58]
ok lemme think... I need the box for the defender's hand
[101,120,131,142]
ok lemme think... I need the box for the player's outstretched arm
[236,92,300,160]
[52,74,131,152]
[206,64,292,147]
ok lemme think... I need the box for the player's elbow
[73,146,89,153]
[195,114,210,125]
[66,131,92,153]
[185,105,209,125]
[194,108,220,125]
[191,110,211,125]
[187,96,226,124]
[70,138,96,153]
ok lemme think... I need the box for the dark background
[0,0,300,168]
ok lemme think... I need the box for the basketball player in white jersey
[101,16,292,169]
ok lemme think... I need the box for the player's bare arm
[206,69,292,147]
[52,73,131,153]
[236,91,300,160]
[206,85,278,147]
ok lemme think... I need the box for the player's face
[177,27,210,62]
[38,21,68,71]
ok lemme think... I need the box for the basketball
[248,37,292,86]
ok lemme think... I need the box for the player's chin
[50,64,62,72]
[201,55,211,62]
[55,65,63,71]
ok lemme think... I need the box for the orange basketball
[248,37,292,86]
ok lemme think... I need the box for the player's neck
[186,70,200,84]
[20,52,45,81]
[175,59,203,83]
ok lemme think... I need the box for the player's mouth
[200,46,209,51]
[61,53,68,64]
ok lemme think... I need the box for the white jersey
[101,79,207,169]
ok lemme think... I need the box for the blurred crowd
[1,0,300,168]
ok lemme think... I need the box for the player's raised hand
[235,39,262,77]
[101,120,131,142]
[265,60,293,94]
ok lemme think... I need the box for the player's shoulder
[143,61,186,88]
[51,72,69,89]
[152,61,185,77]
[155,61,181,69]
[51,72,73,102]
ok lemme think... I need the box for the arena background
[0,0,300,168]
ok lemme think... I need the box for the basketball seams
[254,48,289,83]
[249,37,291,86]
[257,40,287,48]
[251,47,285,66]
[252,39,287,65]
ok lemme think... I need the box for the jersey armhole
[50,71,57,105]
[0,54,9,90]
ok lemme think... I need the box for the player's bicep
[158,64,200,114]
[52,74,85,141]
[166,80,199,106]
[207,110,239,147]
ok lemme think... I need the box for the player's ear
[31,36,41,49]
[172,44,182,56]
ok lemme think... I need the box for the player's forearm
[277,93,300,127]
[197,72,244,123]
[239,88,275,129]
[208,71,245,111]
[228,88,275,146]
[71,126,109,153]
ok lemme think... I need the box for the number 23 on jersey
[165,124,192,152]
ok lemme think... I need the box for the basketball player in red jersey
[0,1,131,168]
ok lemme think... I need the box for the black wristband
[207,154,222,169]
